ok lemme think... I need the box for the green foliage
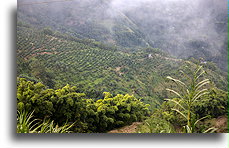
[17,110,74,133]
[17,110,38,133]
[193,88,228,118]
[153,98,186,126]
[43,27,54,35]
[141,63,225,133]
[165,63,217,133]
[16,22,228,133]
[31,119,75,133]
[17,78,150,133]
[137,117,175,133]
[17,78,55,118]
[17,24,227,107]
[94,93,150,132]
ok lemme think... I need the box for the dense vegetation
[17,64,228,133]
[17,0,227,133]
[17,78,150,133]
[137,64,227,133]
[18,0,228,72]
[17,25,227,133]
[17,24,227,107]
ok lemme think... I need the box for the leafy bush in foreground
[17,78,150,133]
[137,117,174,133]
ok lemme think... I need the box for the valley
[17,0,228,133]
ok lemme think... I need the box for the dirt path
[107,116,228,133]
[215,116,228,133]
[108,122,142,133]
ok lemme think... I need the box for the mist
[107,0,227,71]
[110,0,227,54]
[18,0,228,70]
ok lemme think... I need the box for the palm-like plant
[166,63,216,133]
[31,119,75,133]
[17,110,38,133]
[17,110,74,133]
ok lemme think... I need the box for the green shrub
[17,78,150,133]
[137,117,174,133]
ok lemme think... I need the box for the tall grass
[166,63,217,133]
[17,110,38,133]
[17,110,74,133]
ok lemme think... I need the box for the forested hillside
[18,0,228,71]
[17,0,228,133]
[17,24,227,105]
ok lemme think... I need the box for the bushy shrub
[17,78,150,133]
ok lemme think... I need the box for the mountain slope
[17,24,227,108]
[18,0,151,49]
[18,0,228,72]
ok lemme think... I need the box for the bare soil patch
[108,122,142,133]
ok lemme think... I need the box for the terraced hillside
[18,0,228,72]
[17,24,227,108]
